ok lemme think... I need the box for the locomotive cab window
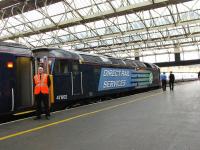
[72,64,79,72]
[53,60,68,74]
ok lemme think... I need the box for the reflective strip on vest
[34,74,49,95]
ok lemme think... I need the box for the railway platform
[0,81,200,150]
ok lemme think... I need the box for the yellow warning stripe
[0,92,163,141]
[13,110,35,116]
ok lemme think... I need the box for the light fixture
[7,62,14,69]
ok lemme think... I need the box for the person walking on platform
[169,71,175,91]
[34,66,51,120]
[160,72,167,91]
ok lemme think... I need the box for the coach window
[61,60,69,73]
[54,60,68,74]
[72,64,79,73]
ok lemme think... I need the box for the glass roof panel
[74,0,92,9]
[46,2,66,15]
[1,0,200,60]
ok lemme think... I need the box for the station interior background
[1,0,200,80]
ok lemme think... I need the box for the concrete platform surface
[0,81,200,150]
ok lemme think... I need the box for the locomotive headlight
[7,62,14,69]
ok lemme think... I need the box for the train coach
[0,42,160,117]
[0,42,33,116]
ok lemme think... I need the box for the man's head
[163,72,166,74]
[38,67,44,74]
[170,71,172,74]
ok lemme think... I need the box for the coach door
[71,63,83,96]
[0,54,16,113]
[15,57,33,109]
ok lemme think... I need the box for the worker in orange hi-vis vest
[34,66,51,120]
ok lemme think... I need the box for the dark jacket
[169,73,175,82]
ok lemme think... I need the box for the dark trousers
[169,81,174,90]
[35,93,50,117]
[162,80,167,91]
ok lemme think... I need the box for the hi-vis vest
[34,74,49,95]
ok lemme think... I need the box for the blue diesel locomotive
[0,42,160,117]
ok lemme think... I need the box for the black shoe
[34,116,41,120]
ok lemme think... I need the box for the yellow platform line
[14,110,35,116]
[0,92,163,141]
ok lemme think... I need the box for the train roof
[32,48,80,60]
[32,47,157,68]
[0,42,31,56]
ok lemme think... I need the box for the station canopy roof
[0,0,199,61]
